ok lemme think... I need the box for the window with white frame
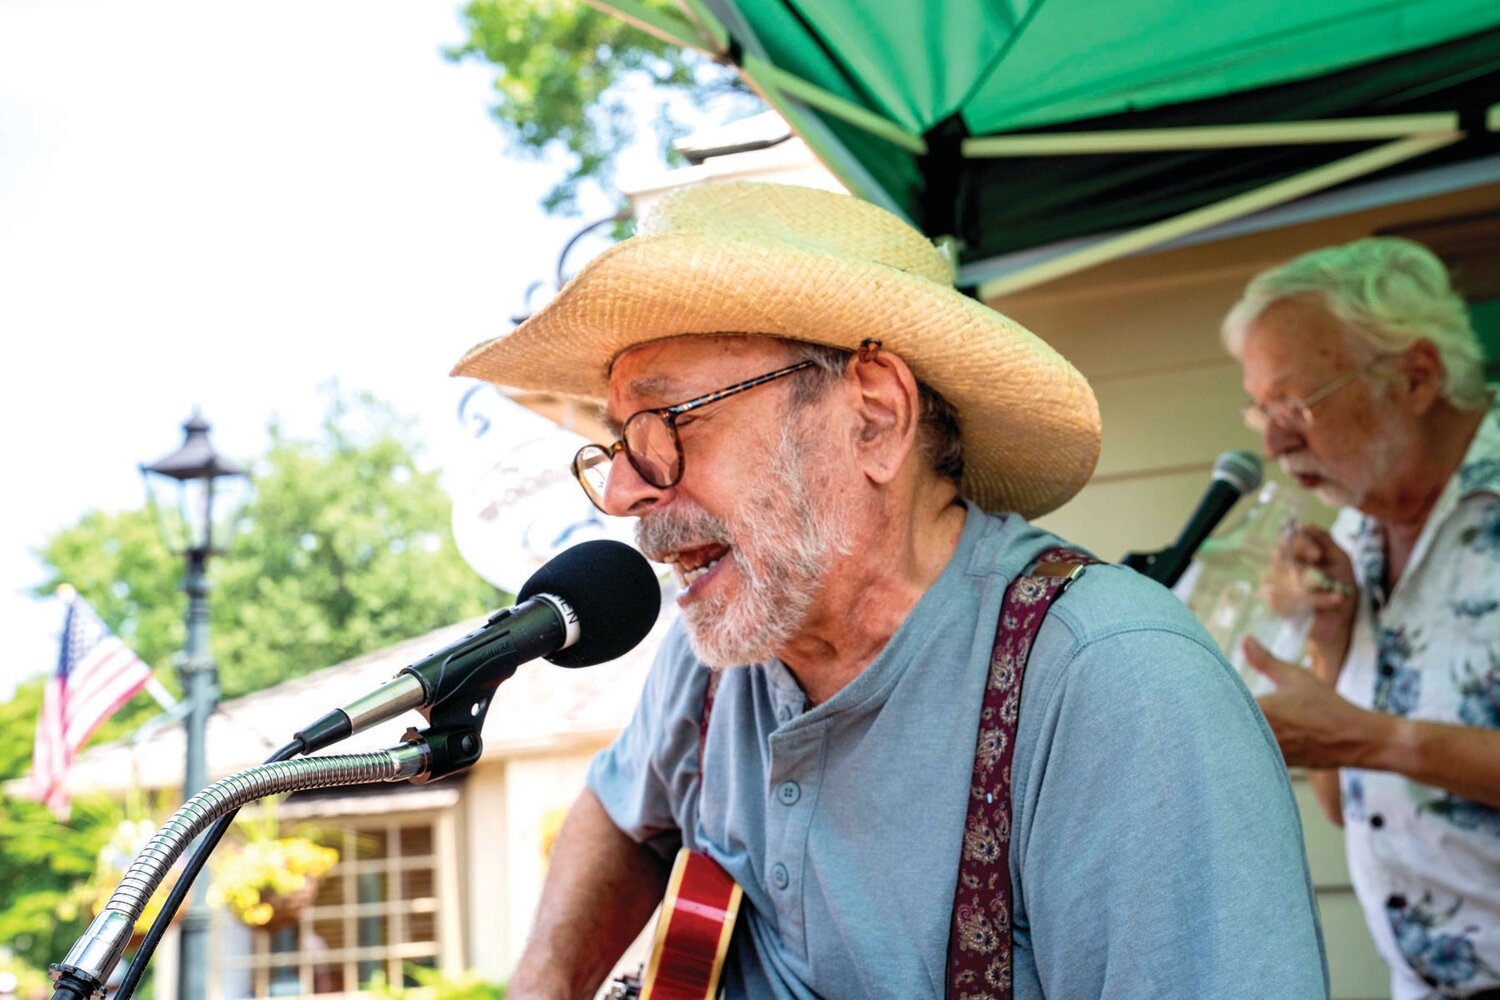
[218,817,441,998]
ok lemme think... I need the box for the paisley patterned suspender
[947,547,1096,1000]
[694,547,1095,1000]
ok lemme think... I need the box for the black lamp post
[141,411,248,1000]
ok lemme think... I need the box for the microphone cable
[113,738,307,1000]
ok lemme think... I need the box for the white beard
[1281,391,1415,511]
[637,423,853,668]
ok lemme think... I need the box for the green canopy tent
[590,0,1500,297]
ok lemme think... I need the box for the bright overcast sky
[0,0,635,698]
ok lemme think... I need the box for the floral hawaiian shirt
[1332,390,1500,1000]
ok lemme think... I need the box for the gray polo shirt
[589,503,1328,998]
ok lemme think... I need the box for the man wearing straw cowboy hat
[453,182,1327,999]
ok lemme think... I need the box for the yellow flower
[208,837,339,926]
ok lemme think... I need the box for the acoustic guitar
[606,849,743,1000]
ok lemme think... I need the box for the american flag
[32,590,155,817]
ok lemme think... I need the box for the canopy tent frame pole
[977,129,1462,299]
[961,113,1458,156]
[583,0,929,160]
[580,0,913,220]
[742,56,928,155]
[672,0,730,54]
[580,0,720,57]
[731,57,914,219]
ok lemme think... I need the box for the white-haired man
[1225,237,1500,1000]
[457,182,1328,999]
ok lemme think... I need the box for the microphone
[1142,450,1263,589]
[295,539,660,753]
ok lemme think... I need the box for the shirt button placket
[778,780,801,806]
[771,862,790,890]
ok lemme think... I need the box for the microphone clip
[404,662,501,783]
[1120,546,1168,577]
[402,721,485,783]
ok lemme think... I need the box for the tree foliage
[1,389,503,978]
[206,390,504,697]
[31,388,504,700]
[446,0,752,214]
[0,678,125,975]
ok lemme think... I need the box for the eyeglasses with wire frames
[572,359,817,512]
[1239,357,1390,433]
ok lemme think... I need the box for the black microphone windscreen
[517,539,661,668]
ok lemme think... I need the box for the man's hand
[1243,637,1383,769]
[1263,525,1358,682]
[1246,637,1500,811]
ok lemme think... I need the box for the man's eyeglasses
[1240,359,1387,434]
[572,359,816,512]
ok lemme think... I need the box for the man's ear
[1394,339,1444,415]
[845,346,921,486]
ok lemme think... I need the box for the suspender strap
[692,547,1095,999]
[946,547,1096,1000]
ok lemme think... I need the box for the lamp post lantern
[141,411,248,1000]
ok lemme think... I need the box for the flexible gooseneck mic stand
[48,539,663,1000]
[48,711,491,1000]
[48,743,430,999]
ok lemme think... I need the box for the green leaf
[446,0,754,215]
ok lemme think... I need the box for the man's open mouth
[669,542,731,588]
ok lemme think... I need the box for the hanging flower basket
[210,835,339,931]
[256,871,324,933]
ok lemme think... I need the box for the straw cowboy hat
[452,181,1100,517]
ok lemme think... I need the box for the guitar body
[609,848,743,1000]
